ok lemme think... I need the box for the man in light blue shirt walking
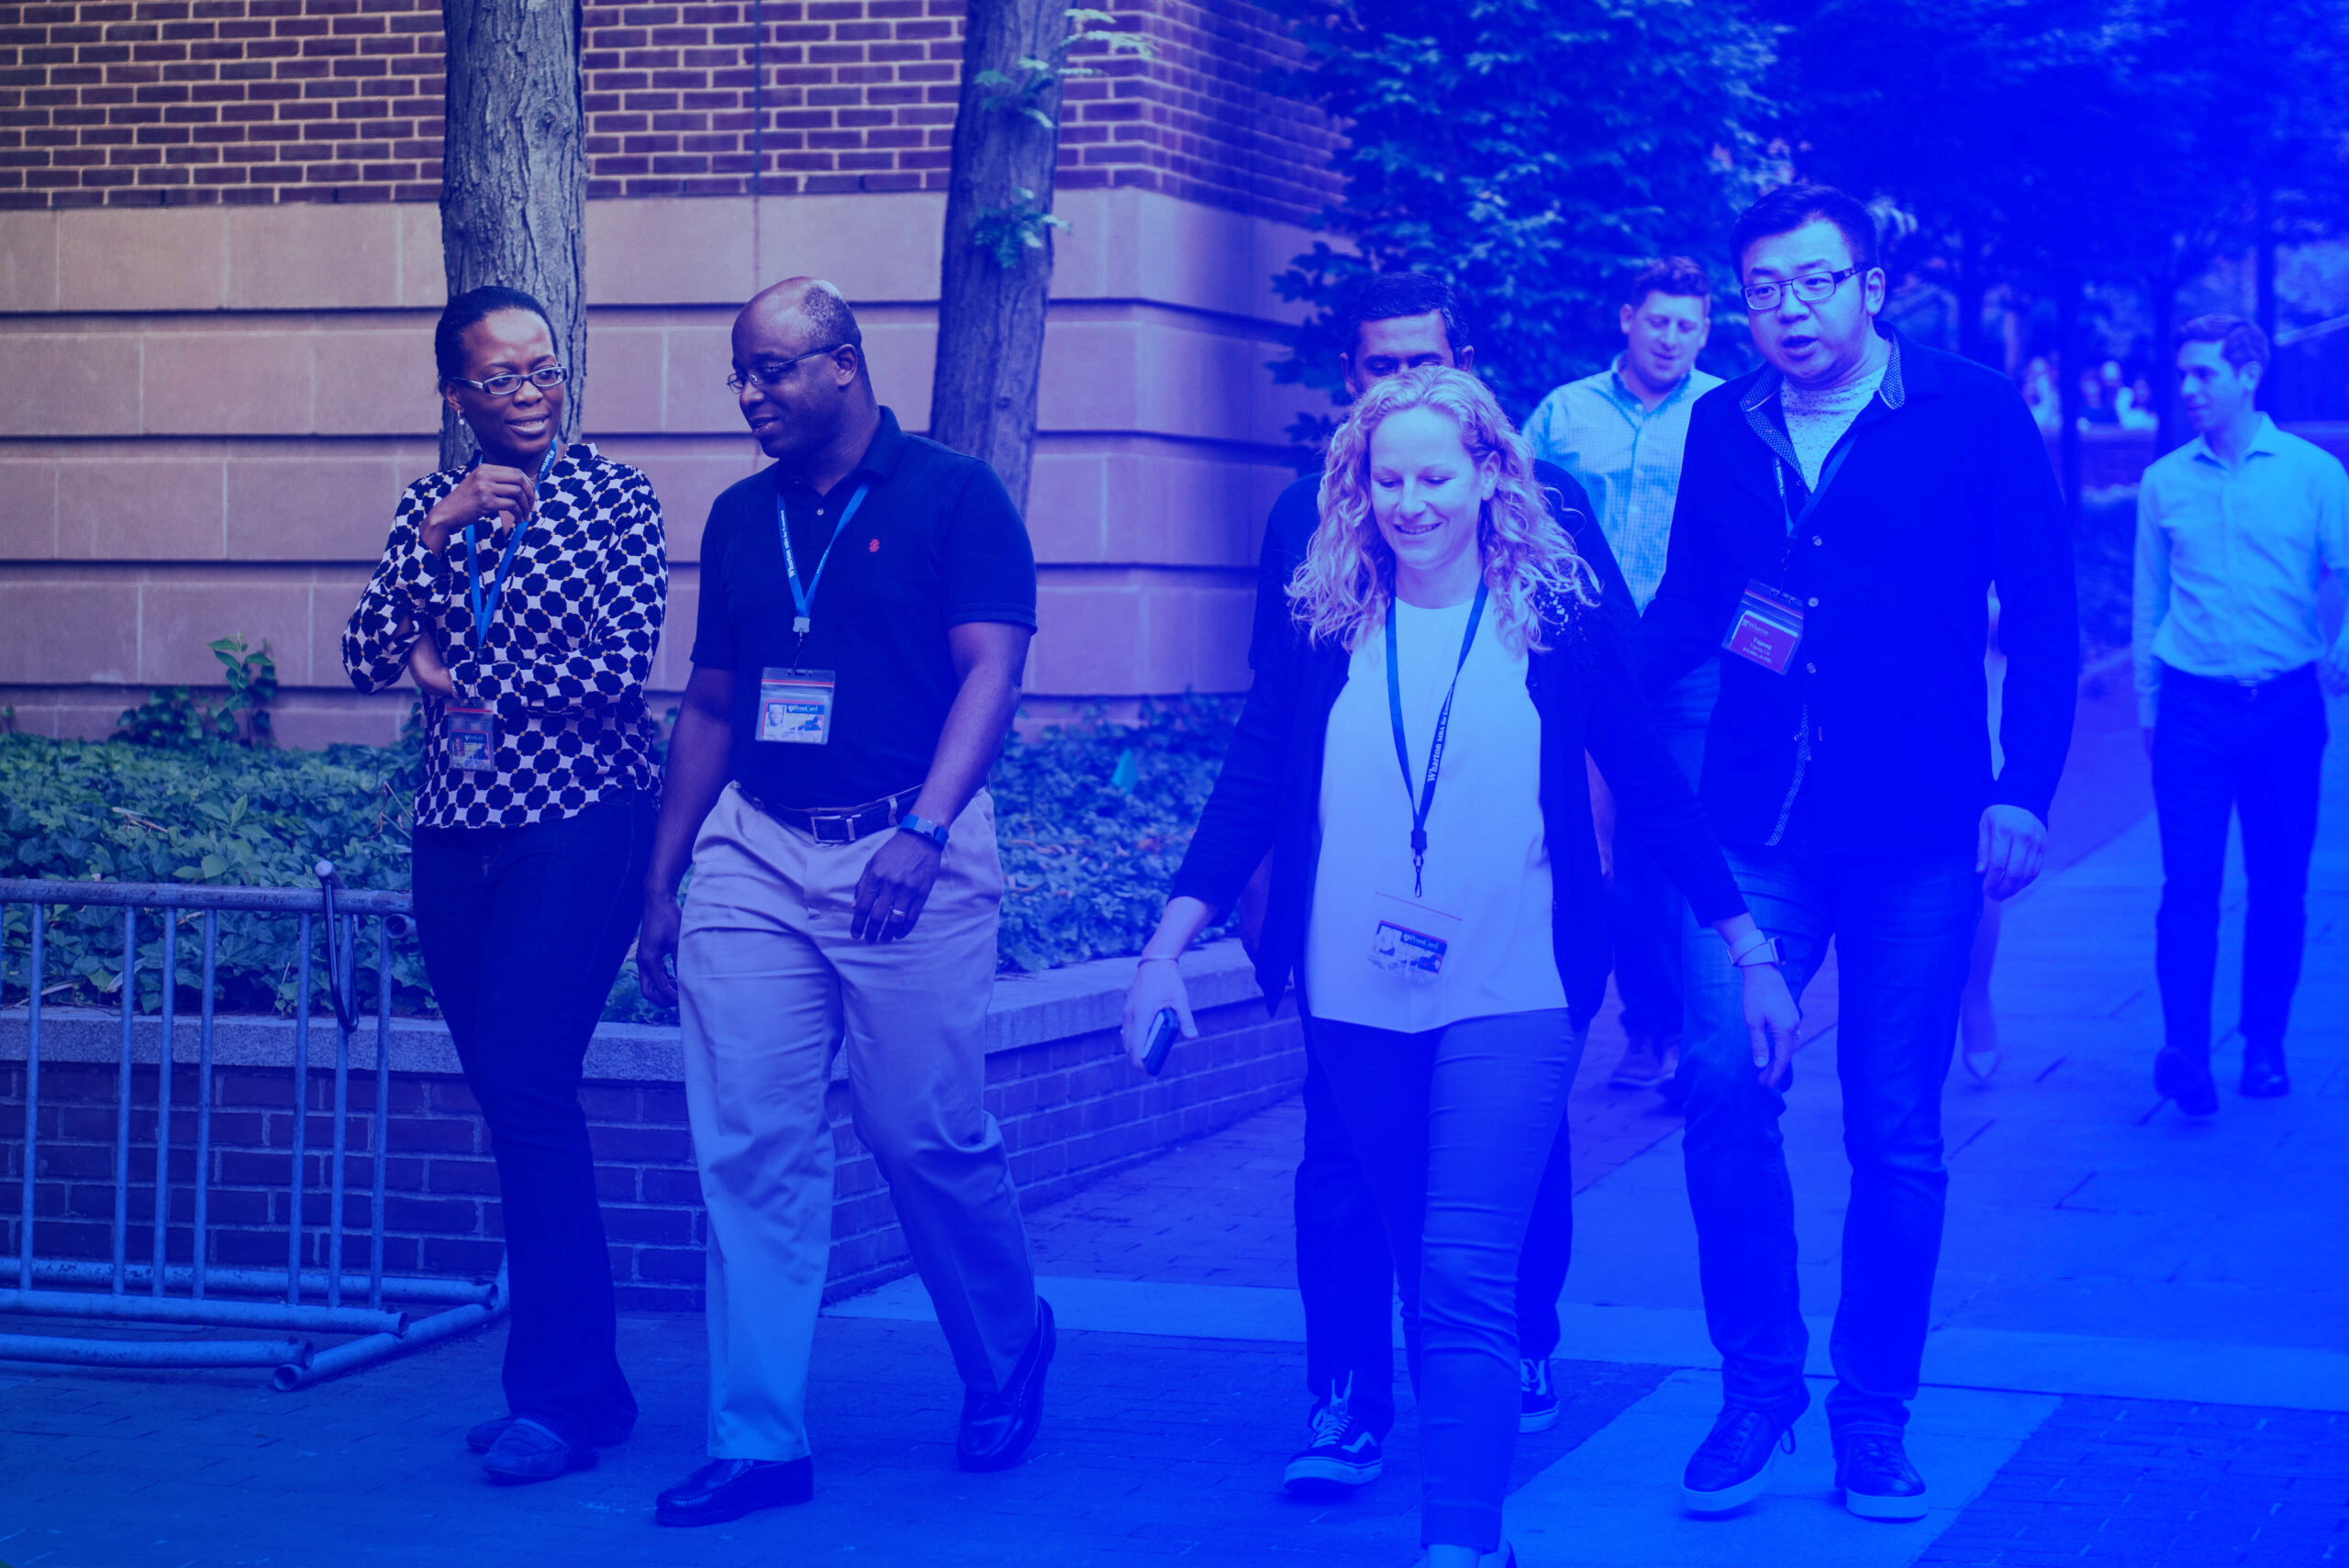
[1524,257,1726,1089]
[2134,313,2349,1113]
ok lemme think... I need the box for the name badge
[1723,580,1805,674]
[443,705,497,772]
[1366,893,1462,985]
[758,667,836,745]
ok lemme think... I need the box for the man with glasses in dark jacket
[1637,186,2076,1521]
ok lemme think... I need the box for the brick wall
[0,0,1340,219]
[0,992,1302,1311]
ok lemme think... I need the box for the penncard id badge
[443,706,497,773]
[1366,892,1464,986]
[1723,580,1805,674]
[758,667,836,745]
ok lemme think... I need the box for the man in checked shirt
[1523,257,1726,1092]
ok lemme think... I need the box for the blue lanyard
[1385,579,1487,899]
[462,445,559,651]
[777,482,873,639]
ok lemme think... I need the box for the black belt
[740,785,922,845]
[2162,662,2316,702]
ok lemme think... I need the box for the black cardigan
[1169,588,1749,1029]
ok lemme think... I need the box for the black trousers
[2153,662,2329,1059]
[411,793,653,1448]
[1296,1015,1576,1438]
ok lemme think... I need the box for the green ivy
[0,698,1240,1026]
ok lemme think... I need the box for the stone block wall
[0,986,1302,1310]
[0,0,1340,219]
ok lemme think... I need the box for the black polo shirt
[689,406,1037,808]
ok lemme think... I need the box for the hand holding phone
[1141,1007,1180,1076]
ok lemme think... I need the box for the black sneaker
[1835,1429,1930,1520]
[2240,1041,2290,1098]
[1283,1380,1384,1493]
[1519,1358,1559,1433]
[1680,1400,1802,1515]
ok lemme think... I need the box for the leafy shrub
[114,637,282,750]
[0,699,1241,1024]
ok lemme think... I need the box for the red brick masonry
[0,987,1301,1311]
[0,0,1340,217]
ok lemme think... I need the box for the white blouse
[1304,595,1566,1032]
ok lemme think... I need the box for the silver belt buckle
[810,812,858,845]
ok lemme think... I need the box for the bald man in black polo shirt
[639,279,1052,1526]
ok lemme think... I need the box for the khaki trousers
[678,784,1037,1461]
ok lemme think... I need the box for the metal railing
[0,865,505,1388]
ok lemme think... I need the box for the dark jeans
[411,793,653,1449]
[1297,1018,1577,1440]
[1679,830,1979,1434]
[2153,662,2328,1059]
[1309,1009,1586,1552]
[1608,658,1719,1040]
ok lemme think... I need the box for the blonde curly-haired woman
[1122,367,1798,1566]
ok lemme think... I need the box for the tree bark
[439,0,588,470]
[929,0,1073,513]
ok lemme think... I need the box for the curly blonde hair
[1287,366,1598,655]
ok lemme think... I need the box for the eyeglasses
[449,365,567,397]
[1741,265,1866,313]
[727,343,852,394]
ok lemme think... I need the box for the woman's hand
[406,625,457,698]
[420,462,540,554]
[1742,962,1801,1088]
[1121,956,1197,1072]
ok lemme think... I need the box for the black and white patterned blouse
[342,442,668,831]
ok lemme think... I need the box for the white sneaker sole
[1519,1403,1560,1433]
[1842,1484,1931,1520]
[1680,1450,1773,1515]
[1284,1455,1382,1489]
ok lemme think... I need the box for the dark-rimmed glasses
[1742,265,1866,313]
[727,343,852,394]
[449,366,568,397]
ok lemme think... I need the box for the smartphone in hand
[1142,1007,1180,1077]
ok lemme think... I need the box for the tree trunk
[2254,185,2278,355]
[439,0,588,470]
[929,0,1073,514]
[1954,238,1990,368]
[2056,272,2084,528]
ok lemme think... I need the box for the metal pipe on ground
[0,1333,312,1370]
[273,1262,507,1391]
[0,1287,404,1337]
[0,1259,495,1306]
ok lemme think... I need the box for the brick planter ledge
[0,940,1301,1311]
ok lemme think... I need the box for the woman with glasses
[341,284,669,1485]
[1122,367,1798,1566]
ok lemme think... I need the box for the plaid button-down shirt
[1523,355,1723,611]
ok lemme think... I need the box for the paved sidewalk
[2,695,2343,1568]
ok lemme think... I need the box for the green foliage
[114,637,281,751]
[1265,0,1776,432]
[972,186,1072,267]
[0,734,425,1019]
[0,702,1240,1025]
[990,696,1241,973]
[2073,490,2136,660]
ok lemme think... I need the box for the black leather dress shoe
[2240,1043,2290,1098]
[2155,1046,2219,1116]
[956,1297,1056,1473]
[655,1457,814,1527]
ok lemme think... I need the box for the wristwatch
[1731,935,1782,968]
[897,813,952,850]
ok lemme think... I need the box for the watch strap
[898,812,952,848]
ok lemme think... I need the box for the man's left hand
[1976,803,2048,901]
[852,830,943,941]
[2321,640,2349,697]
